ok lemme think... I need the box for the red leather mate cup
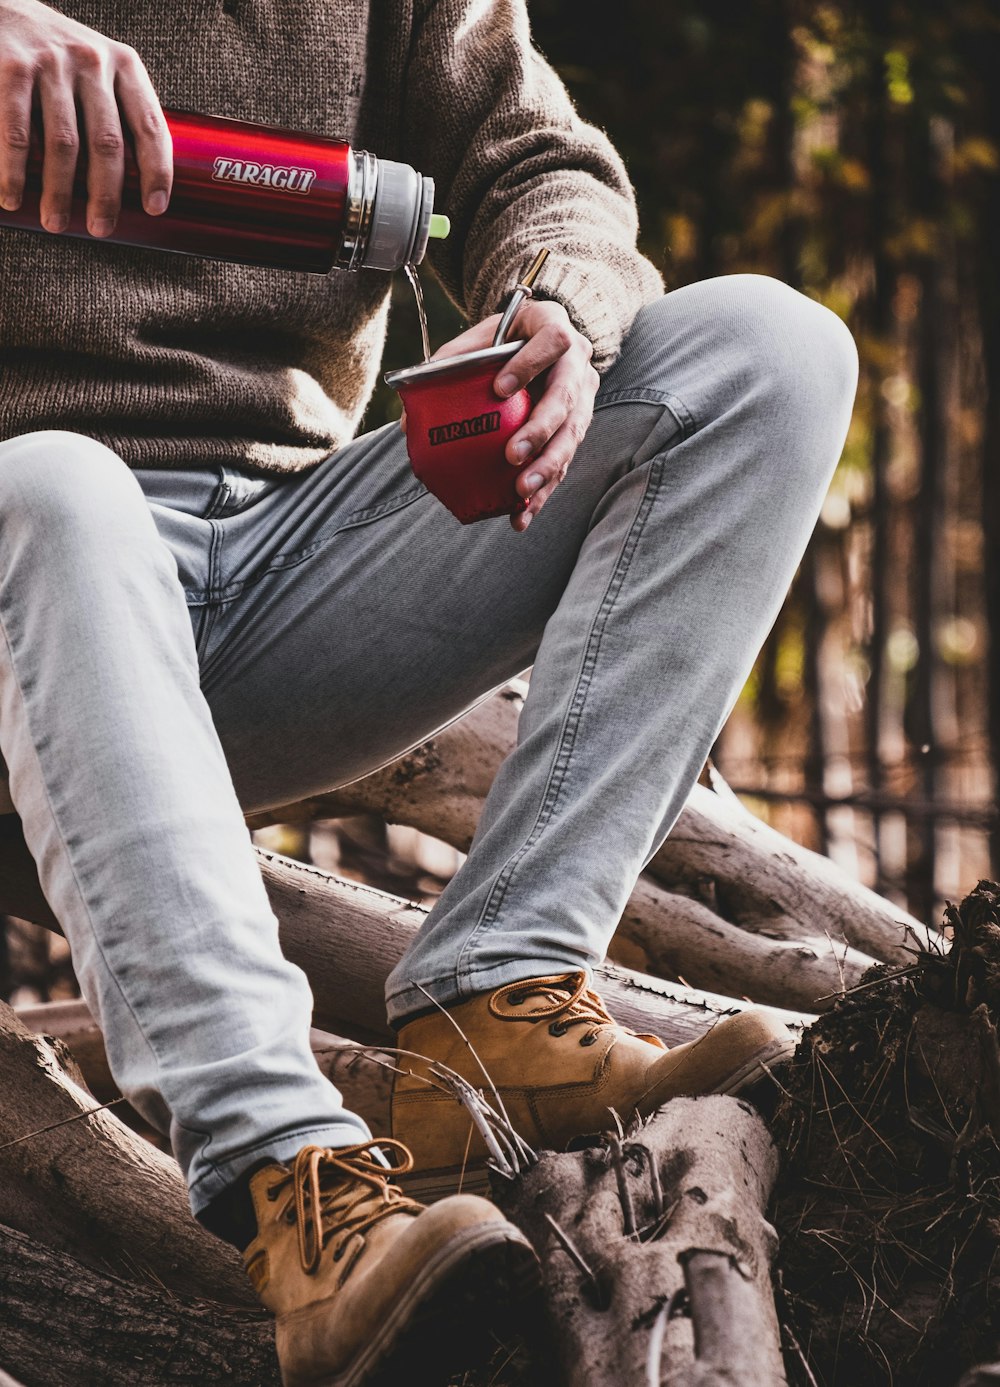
[385,341,535,524]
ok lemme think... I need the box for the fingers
[0,51,33,211]
[493,299,590,397]
[114,47,171,214]
[37,55,79,231]
[506,353,599,529]
[0,8,169,234]
[75,50,125,236]
[508,413,589,530]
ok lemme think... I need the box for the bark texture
[0,1223,278,1387]
[14,997,395,1134]
[498,1096,785,1387]
[0,998,281,1386]
[257,847,808,1043]
[0,1000,251,1306]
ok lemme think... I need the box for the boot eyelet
[284,1208,296,1225]
[266,1186,279,1201]
[508,992,525,1007]
[549,1021,568,1037]
[580,1032,598,1047]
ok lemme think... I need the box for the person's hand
[403,299,599,532]
[0,0,171,235]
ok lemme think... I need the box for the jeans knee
[0,431,144,543]
[710,275,857,420]
[616,276,858,427]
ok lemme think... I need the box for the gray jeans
[0,275,857,1211]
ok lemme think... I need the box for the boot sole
[284,1222,541,1387]
[400,1033,797,1206]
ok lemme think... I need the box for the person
[0,1,858,1382]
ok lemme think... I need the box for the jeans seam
[202,469,231,520]
[0,603,168,1094]
[453,450,668,989]
[266,483,430,572]
[594,387,697,439]
[184,484,432,609]
[194,520,225,656]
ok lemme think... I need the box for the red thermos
[0,108,450,272]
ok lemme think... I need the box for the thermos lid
[365,160,438,271]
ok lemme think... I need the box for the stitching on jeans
[265,483,429,572]
[0,603,168,1094]
[203,470,231,520]
[182,484,432,606]
[453,451,668,988]
[195,520,225,655]
[594,388,697,439]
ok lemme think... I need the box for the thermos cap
[364,158,436,271]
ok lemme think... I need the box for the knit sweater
[0,0,664,474]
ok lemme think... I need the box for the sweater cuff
[532,256,665,373]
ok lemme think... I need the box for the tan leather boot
[392,970,795,1202]
[243,1140,539,1386]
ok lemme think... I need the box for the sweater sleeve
[400,0,665,371]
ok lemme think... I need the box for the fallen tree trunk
[0,999,252,1306]
[0,1222,279,1387]
[0,684,924,1012]
[616,875,875,1012]
[257,847,810,1043]
[648,769,931,966]
[0,996,284,1384]
[498,1096,785,1387]
[14,997,395,1135]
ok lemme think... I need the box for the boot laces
[503,970,615,1037]
[498,970,666,1048]
[265,1141,421,1278]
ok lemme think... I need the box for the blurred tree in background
[376,0,1000,928]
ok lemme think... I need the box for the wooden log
[0,1222,278,1387]
[256,848,810,1044]
[0,680,921,1011]
[0,997,286,1384]
[14,997,395,1135]
[497,1096,785,1387]
[649,773,933,964]
[615,875,875,1012]
[0,998,253,1308]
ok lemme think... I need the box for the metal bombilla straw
[492,248,550,347]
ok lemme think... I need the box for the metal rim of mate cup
[384,339,527,390]
[383,247,551,388]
